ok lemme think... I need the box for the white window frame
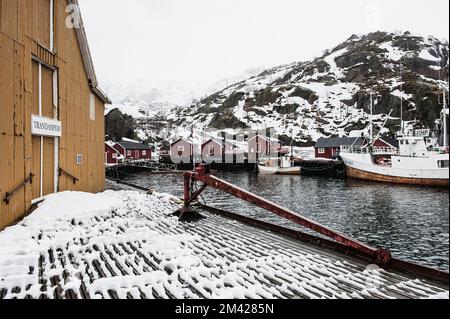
[76,154,83,165]
[32,58,59,199]
[178,145,185,152]
[318,148,325,154]
[89,93,96,120]
[142,150,147,156]
[112,153,117,159]
[127,150,132,156]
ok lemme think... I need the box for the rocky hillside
[163,31,448,146]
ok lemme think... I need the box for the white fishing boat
[258,155,302,175]
[340,93,449,187]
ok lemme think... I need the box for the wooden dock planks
[0,190,447,299]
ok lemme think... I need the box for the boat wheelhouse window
[438,160,449,168]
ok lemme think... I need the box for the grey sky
[78,0,449,92]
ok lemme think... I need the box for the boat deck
[0,184,448,299]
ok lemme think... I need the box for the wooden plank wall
[0,0,106,230]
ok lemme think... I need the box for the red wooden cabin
[114,141,152,161]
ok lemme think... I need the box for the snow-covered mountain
[103,67,265,119]
[162,31,448,146]
[107,31,449,146]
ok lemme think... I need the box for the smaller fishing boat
[258,155,302,175]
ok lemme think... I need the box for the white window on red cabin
[142,150,147,156]
[112,153,117,159]
[318,148,325,154]
[127,150,132,156]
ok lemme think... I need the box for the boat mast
[291,132,294,167]
[443,90,448,148]
[400,64,404,133]
[369,92,374,144]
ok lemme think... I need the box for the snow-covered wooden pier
[0,187,448,299]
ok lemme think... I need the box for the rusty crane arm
[178,165,392,264]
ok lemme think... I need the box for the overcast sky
[78,0,449,92]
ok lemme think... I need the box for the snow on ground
[379,41,405,62]
[324,48,348,79]
[418,49,441,62]
[0,191,448,299]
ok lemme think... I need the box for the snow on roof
[122,137,141,144]
[0,190,447,299]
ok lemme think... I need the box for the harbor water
[120,171,449,271]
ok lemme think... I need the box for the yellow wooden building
[0,0,110,230]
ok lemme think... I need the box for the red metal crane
[176,164,392,265]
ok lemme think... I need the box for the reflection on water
[122,171,449,271]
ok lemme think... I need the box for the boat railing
[340,146,370,154]
[371,147,399,155]
[340,146,399,155]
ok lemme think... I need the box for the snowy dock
[0,189,448,299]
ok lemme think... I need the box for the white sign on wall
[31,115,62,137]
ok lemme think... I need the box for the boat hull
[346,165,449,187]
[258,165,301,175]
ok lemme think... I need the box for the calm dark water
[121,171,449,271]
